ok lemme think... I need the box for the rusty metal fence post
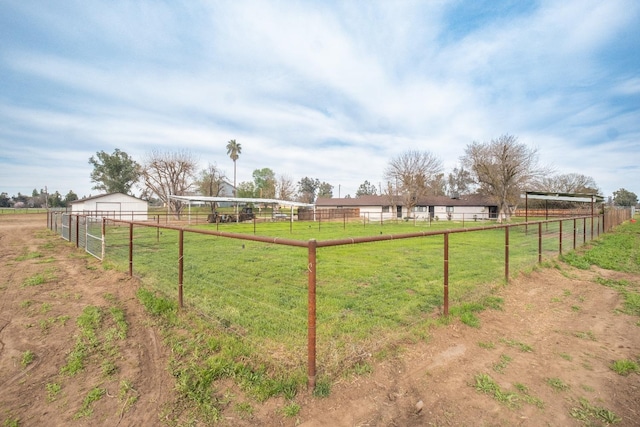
[179,229,184,309]
[538,222,542,264]
[559,219,563,255]
[128,222,133,277]
[307,239,317,390]
[504,226,510,283]
[443,232,449,316]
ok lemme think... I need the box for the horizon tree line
[6,135,637,215]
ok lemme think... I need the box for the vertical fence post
[538,222,542,264]
[504,226,510,283]
[559,219,563,255]
[583,217,587,244]
[443,232,449,316]
[307,239,317,391]
[573,218,577,250]
[75,215,80,248]
[128,222,133,277]
[178,229,184,309]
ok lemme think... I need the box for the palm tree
[226,139,242,197]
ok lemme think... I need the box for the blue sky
[1,0,638,200]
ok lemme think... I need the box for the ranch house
[70,193,149,220]
[315,194,498,222]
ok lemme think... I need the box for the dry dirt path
[0,215,175,426]
[1,214,639,426]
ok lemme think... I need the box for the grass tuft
[610,359,639,376]
[20,350,35,368]
[546,377,570,392]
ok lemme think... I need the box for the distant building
[315,194,498,221]
[69,193,148,220]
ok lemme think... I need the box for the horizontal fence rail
[47,208,633,390]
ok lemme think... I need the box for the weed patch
[546,377,570,392]
[492,354,512,374]
[570,397,620,425]
[282,402,301,417]
[500,338,533,352]
[22,270,56,287]
[472,373,520,408]
[45,382,62,402]
[74,387,106,419]
[20,350,35,368]
[610,359,639,376]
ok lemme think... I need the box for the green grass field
[102,216,599,376]
[69,212,631,421]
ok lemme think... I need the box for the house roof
[315,194,497,207]
[69,192,145,204]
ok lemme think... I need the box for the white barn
[70,193,149,220]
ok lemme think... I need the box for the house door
[489,206,498,219]
[428,206,435,218]
[396,205,402,218]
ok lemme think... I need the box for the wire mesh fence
[46,207,633,385]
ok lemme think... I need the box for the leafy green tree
[317,182,333,198]
[64,190,78,204]
[612,188,638,206]
[236,181,256,198]
[356,180,377,197]
[226,139,242,196]
[89,149,141,195]
[48,191,63,208]
[297,177,320,203]
[252,168,276,198]
[0,192,10,207]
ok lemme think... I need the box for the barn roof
[69,192,145,204]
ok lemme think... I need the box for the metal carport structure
[169,195,315,223]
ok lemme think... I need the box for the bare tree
[142,149,198,217]
[383,150,444,214]
[539,173,600,194]
[276,174,296,201]
[196,163,227,212]
[461,134,548,222]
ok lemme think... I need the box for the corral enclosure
[49,211,626,388]
[48,208,631,387]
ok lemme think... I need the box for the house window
[413,206,427,212]
[446,206,454,213]
[382,206,390,213]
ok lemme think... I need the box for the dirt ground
[1,214,639,426]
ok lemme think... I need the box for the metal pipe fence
[47,208,632,390]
